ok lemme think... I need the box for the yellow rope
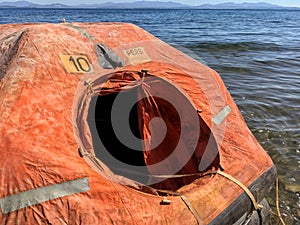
[276,176,286,225]
[180,194,203,225]
[141,169,261,210]
[79,145,287,224]
[206,170,287,225]
[209,170,262,211]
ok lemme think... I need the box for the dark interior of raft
[87,81,220,191]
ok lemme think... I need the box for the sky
[3,0,300,7]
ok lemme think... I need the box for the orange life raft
[0,22,275,225]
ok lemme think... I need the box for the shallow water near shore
[1,8,299,224]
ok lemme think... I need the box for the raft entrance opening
[85,71,220,191]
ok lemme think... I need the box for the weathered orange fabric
[0,23,274,225]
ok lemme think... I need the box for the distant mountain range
[0,1,299,9]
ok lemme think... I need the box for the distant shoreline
[0,1,299,10]
[1,7,300,11]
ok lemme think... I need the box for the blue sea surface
[1,8,299,224]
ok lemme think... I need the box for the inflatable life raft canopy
[0,23,275,225]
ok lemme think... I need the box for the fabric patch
[124,47,151,65]
[213,106,231,125]
[0,177,89,214]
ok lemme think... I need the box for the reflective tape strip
[213,106,231,125]
[0,177,89,214]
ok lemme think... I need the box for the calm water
[1,8,299,224]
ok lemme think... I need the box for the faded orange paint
[0,23,274,225]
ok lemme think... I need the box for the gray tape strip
[0,177,89,214]
[213,106,231,125]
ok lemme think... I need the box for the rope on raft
[79,145,286,224]
[153,170,287,225]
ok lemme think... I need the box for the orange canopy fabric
[0,22,274,225]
